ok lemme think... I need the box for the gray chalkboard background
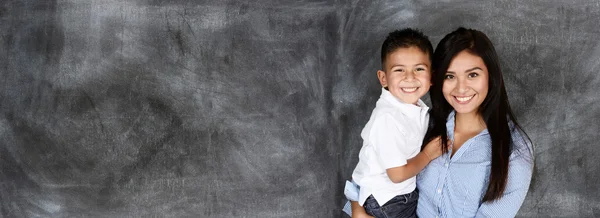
[1,0,599,217]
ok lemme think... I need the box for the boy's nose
[406,70,416,80]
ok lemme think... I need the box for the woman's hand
[353,213,374,218]
[352,210,374,218]
[350,201,374,218]
[423,136,443,161]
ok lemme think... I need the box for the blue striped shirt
[416,111,534,218]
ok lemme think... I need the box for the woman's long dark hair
[423,27,530,202]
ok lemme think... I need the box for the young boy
[344,28,442,218]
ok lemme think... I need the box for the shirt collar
[380,88,428,115]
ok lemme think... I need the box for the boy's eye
[394,69,405,72]
[444,74,454,79]
[468,72,479,78]
[416,68,426,72]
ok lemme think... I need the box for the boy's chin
[392,93,421,105]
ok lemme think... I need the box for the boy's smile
[401,87,418,93]
[378,46,432,105]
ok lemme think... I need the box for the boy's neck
[454,111,486,134]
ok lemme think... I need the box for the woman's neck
[454,111,486,134]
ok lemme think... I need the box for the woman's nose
[457,79,469,92]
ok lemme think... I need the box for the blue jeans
[363,189,418,218]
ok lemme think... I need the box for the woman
[350,27,534,218]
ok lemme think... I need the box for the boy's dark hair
[380,28,434,68]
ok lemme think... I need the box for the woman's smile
[453,94,475,104]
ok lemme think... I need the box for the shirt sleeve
[475,140,534,218]
[343,180,360,201]
[369,114,408,169]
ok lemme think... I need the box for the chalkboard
[1,1,598,217]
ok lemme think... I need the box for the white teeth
[402,87,418,92]
[456,95,474,102]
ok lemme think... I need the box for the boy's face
[377,47,432,105]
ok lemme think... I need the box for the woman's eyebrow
[464,67,483,72]
[447,66,482,74]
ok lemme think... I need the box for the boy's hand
[423,136,444,161]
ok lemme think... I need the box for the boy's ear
[377,70,387,88]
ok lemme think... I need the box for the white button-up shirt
[352,88,429,206]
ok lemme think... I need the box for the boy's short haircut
[381,28,434,67]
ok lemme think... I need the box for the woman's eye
[468,72,479,78]
[444,74,454,79]
[416,68,426,72]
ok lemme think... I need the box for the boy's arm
[386,136,442,183]
[369,115,443,183]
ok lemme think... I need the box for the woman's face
[442,50,489,116]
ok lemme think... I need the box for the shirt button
[437,188,442,194]
[444,163,449,167]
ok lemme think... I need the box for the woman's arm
[475,148,534,217]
